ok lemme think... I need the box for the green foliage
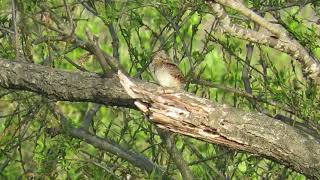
[0,0,319,179]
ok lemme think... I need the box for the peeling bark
[118,71,320,179]
[0,58,319,178]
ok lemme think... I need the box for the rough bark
[118,71,320,179]
[0,58,319,178]
[0,58,134,108]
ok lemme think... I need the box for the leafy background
[0,0,319,179]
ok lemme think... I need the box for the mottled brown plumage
[149,51,185,89]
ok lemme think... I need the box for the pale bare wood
[118,70,320,179]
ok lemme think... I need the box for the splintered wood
[118,70,220,140]
[117,71,320,179]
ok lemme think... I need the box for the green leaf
[238,161,247,173]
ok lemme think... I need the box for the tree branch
[48,103,164,175]
[157,129,194,180]
[0,58,134,108]
[68,128,162,174]
[0,57,319,178]
[118,71,320,179]
[206,1,320,85]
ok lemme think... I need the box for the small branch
[68,128,163,174]
[50,45,89,72]
[11,0,21,61]
[242,23,260,108]
[108,23,120,61]
[50,105,163,174]
[81,104,100,130]
[185,139,225,178]
[63,0,75,35]
[254,0,316,14]
[158,129,194,180]
[74,34,119,73]
[84,29,114,74]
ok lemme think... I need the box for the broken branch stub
[117,70,320,178]
[118,70,246,148]
[118,71,213,124]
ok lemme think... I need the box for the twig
[81,104,100,130]
[12,0,20,61]
[158,129,195,180]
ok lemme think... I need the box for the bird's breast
[154,67,182,89]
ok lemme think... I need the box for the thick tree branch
[118,71,320,178]
[0,58,134,108]
[0,58,319,178]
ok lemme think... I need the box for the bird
[149,51,185,90]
